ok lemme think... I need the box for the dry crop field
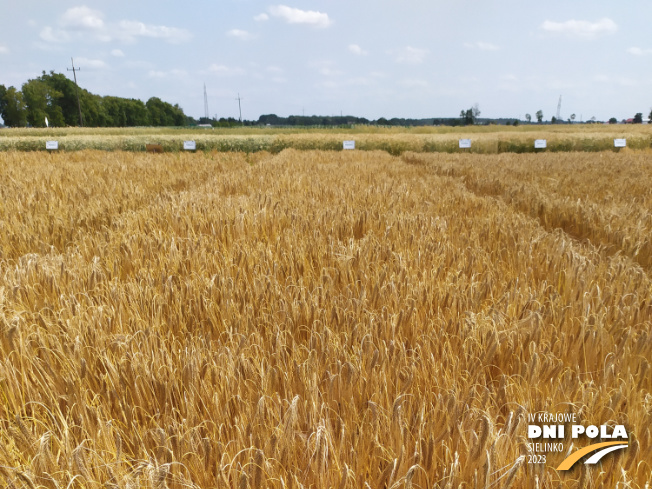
[1,124,652,153]
[0,148,650,488]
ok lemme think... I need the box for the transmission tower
[203,83,209,121]
[236,93,243,125]
[556,95,562,123]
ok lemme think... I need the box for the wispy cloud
[111,49,125,57]
[113,21,191,43]
[208,64,245,76]
[594,74,640,87]
[390,46,428,64]
[310,60,341,76]
[254,13,269,22]
[627,47,652,56]
[38,6,191,47]
[76,57,107,69]
[398,78,429,88]
[540,18,617,39]
[0,45,8,54]
[348,44,368,56]
[464,41,499,51]
[267,5,332,28]
[227,29,255,41]
[148,69,188,79]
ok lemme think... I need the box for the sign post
[534,139,547,149]
[614,139,626,148]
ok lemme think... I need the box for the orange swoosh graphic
[556,442,628,470]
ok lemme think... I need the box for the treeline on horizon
[5,71,634,129]
[255,114,437,127]
[0,71,469,129]
[0,71,187,128]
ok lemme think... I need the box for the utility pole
[67,58,83,127]
[236,93,243,126]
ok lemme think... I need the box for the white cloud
[38,7,191,46]
[540,18,617,39]
[399,78,429,88]
[111,48,125,57]
[348,44,368,56]
[0,45,9,54]
[39,26,71,43]
[627,47,652,56]
[254,13,269,22]
[208,64,245,76]
[390,46,428,64]
[227,29,255,41]
[76,57,107,69]
[464,41,499,51]
[148,69,188,79]
[594,74,639,87]
[268,5,332,28]
[60,6,104,30]
[310,60,341,77]
[115,21,191,43]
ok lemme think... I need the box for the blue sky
[1,1,651,121]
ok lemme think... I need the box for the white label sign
[459,139,471,149]
[534,139,547,149]
[614,138,626,148]
[183,140,196,151]
[46,141,58,150]
[343,140,355,150]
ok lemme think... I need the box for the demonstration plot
[0,150,649,488]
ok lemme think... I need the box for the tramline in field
[0,148,649,488]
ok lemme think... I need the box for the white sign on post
[343,140,355,150]
[183,140,196,151]
[46,141,59,150]
[614,138,626,148]
[459,139,471,149]
[534,139,547,149]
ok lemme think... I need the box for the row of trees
[0,72,188,127]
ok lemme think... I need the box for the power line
[67,57,83,127]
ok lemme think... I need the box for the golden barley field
[0,149,650,488]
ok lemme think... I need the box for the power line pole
[67,58,83,127]
[236,93,243,126]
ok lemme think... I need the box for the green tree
[525,113,531,123]
[609,117,617,124]
[460,104,480,125]
[38,72,81,125]
[0,85,6,124]
[0,85,27,127]
[22,78,65,127]
[536,110,543,123]
[633,112,643,123]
